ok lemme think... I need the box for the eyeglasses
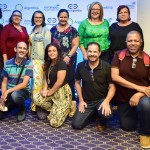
[34,17,43,19]
[90,69,94,81]
[91,9,100,11]
[13,14,21,18]
[132,58,137,69]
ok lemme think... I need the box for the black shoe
[17,109,26,122]
[0,111,6,120]
[36,106,49,120]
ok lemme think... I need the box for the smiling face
[58,12,69,26]
[12,11,22,25]
[34,12,43,26]
[48,46,58,61]
[15,42,28,59]
[91,4,101,20]
[87,44,101,62]
[126,32,142,56]
[118,7,130,22]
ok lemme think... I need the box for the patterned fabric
[50,25,78,57]
[33,84,72,128]
[2,57,33,91]
[78,19,109,52]
[29,26,51,111]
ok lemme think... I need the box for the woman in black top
[109,5,144,62]
[33,43,72,128]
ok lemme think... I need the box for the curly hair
[44,43,62,71]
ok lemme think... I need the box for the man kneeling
[72,42,115,131]
[0,42,33,121]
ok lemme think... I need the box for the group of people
[0,1,150,149]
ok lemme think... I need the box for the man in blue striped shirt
[0,41,33,121]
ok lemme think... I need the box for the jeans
[118,96,150,135]
[0,89,29,119]
[72,99,112,130]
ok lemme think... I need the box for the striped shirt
[2,57,33,91]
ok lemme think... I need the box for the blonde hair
[88,1,103,21]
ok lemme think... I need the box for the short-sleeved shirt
[46,60,67,88]
[111,50,150,102]
[50,25,79,57]
[2,57,33,91]
[75,60,112,102]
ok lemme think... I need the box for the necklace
[47,65,53,84]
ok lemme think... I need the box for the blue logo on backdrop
[24,20,31,25]
[68,4,81,12]
[15,4,23,11]
[0,4,7,9]
[47,18,57,24]
[127,2,136,9]
[68,4,78,9]
[103,6,113,9]
[44,4,59,11]
[0,4,11,12]
[24,6,39,10]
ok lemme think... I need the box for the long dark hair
[44,43,62,71]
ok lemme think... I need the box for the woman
[50,9,79,102]
[109,5,144,62]
[33,43,72,127]
[29,10,51,112]
[0,10,28,63]
[78,1,110,62]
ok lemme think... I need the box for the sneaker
[69,101,76,117]
[36,106,49,120]
[17,109,26,122]
[140,135,150,149]
[97,124,107,132]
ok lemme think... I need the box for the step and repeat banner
[0,0,137,62]
[0,0,137,33]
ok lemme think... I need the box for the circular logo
[68,18,73,25]
[0,18,4,25]
[68,4,78,9]
[47,18,57,23]
[15,4,23,11]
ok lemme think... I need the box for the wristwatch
[67,54,72,58]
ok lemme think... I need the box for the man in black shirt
[72,42,115,131]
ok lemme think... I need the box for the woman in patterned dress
[33,43,72,127]
[29,10,51,111]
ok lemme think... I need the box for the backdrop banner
[0,0,137,33]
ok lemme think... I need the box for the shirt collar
[12,57,27,66]
[84,59,102,70]
[125,49,143,59]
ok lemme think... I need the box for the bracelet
[67,54,72,58]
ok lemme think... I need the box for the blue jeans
[118,96,150,135]
[72,99,112,130]
[0,89,29,119]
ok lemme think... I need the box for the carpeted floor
[0,100,143,150]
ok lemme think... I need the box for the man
[111,31,150,149]
[0,41,33,121]
[72,42,115,131]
